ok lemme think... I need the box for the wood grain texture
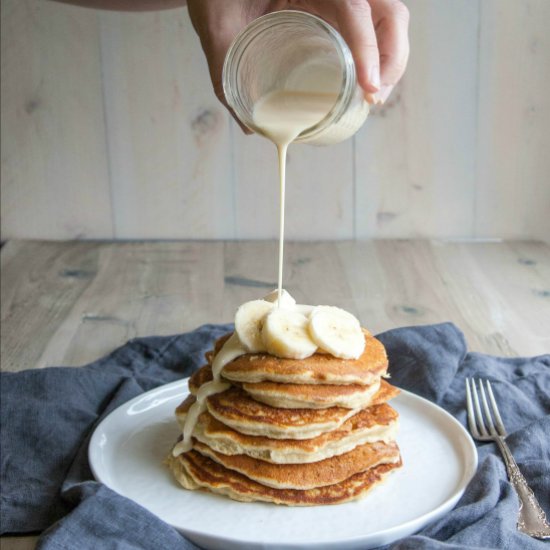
[1,0,549,242]
[1,240,100,371]
[354,0,480,239]
[2,238,548,548]
[0,0,113,239]
[476,0,550,241]
[2,240,549,375]
[1,240,226,369]
[98,9,234,239]
[0,536,38,550]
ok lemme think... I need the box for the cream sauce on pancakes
[177,403,399,464]
[173,334,244,455]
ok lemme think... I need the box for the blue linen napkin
[1,323,548,549]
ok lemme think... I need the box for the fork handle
[496,438,550,539]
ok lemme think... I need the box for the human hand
[187,0,410,127]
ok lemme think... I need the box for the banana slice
[262,309,317,359]
[234,300,274,352]
[263,288,296,309]
[308,306,365,359]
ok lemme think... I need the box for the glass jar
[222,10,369,145]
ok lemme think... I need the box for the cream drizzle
[172,333,246,456]
[252,90,338,308]
[172,299,364,455]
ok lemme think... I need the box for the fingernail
[368,66,381,91]
[365,92,377,105]
[375,85,394,105]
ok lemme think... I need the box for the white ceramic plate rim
[89,379,478,549]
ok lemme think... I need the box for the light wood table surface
[1,238,549,548]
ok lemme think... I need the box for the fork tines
[465,378,507,440]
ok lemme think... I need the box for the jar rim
[222,10,357,140]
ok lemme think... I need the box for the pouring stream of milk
[252,90,338,307]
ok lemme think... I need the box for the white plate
[89,379,477,550]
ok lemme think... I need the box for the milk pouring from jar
[223,10,369,304]
[223,10,370,146]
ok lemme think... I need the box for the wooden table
[1,238,549,548]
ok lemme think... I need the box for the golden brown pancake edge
[166,450,402,506]
[192,439,401,490]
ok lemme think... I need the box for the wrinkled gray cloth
[1,323,548,549]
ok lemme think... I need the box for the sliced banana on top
[262,309,318,359]
[234,299,274,352]
[308,306,365,359]
[262,288,297,309]
[235,294,365,361]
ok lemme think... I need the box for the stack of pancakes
[166,330,402,506]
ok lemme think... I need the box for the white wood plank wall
[1,0,549,241]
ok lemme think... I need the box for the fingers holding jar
[369,0,410,104]
[284,0,410,104]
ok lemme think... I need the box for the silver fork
[465,378,550,539]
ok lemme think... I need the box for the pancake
[204,332,232,364]
[208,387,359,439]
[188,364,217,394]
[166,450,402,506]
[178,402,399,464]
[179,381,399,440]
[193,439,400,490]
[207,331,387,386]
[241,378,381,409]
[189,365,395,410]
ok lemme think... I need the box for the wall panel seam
[473,0,482,239]
[352,134,357,239]
[229,120,237,239]
[98,13,116,239]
